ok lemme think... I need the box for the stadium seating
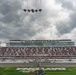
[0,47,76,59]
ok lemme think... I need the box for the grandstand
[0,39,76,66]
[7,39,74,47]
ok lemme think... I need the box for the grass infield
[0,67,76,75]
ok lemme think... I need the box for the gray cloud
[69,12,76,29]
[0,0,76,43]
[55,0,76,36]
[56,0,74,10]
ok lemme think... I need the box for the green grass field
[0,67,76,75]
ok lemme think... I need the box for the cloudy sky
[0,0,76,44]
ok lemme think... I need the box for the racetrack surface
[0,62,76,67]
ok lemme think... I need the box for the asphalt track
[0,62,76,67]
